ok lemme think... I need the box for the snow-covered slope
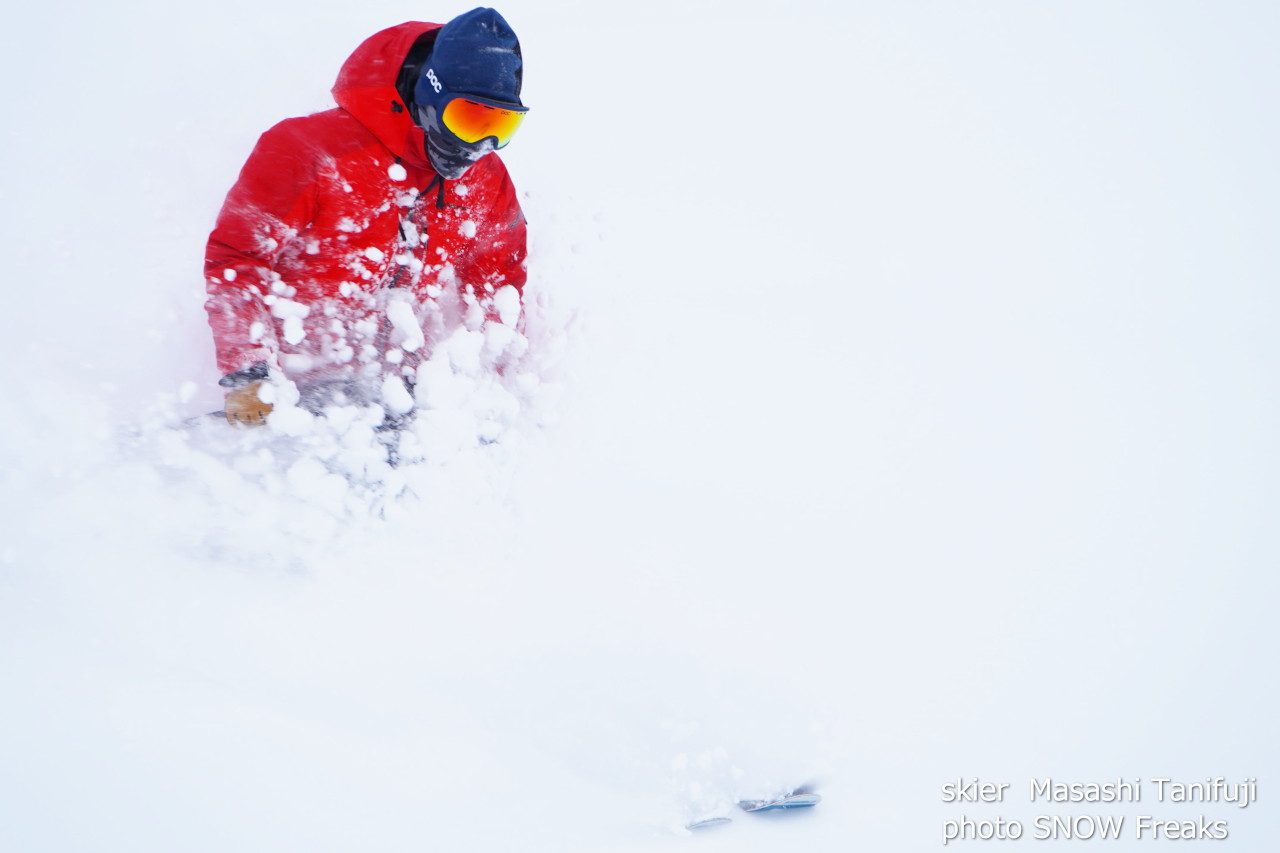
[3,2,1278,850]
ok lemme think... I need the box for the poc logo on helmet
[426,69,443,94]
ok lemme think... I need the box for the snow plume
[126,327,556,534]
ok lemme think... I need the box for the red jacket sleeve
[204,119,320,375]
[453,159,528,329]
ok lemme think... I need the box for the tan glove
[224,381,274,426]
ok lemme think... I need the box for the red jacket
[205,22,527,385]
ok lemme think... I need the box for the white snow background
[2,1,1278,850]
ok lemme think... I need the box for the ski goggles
[438,95,528,149]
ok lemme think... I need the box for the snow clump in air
[128,324,554,533]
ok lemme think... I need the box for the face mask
[423,118,494,179]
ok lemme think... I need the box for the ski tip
[739,792,823,812]
[686,816,734,830]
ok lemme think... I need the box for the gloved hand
[224,381,274,426]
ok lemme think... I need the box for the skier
[204,8,529,426]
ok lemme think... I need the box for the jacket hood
[332,22,441,171]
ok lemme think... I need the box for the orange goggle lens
[441,98,527,148]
